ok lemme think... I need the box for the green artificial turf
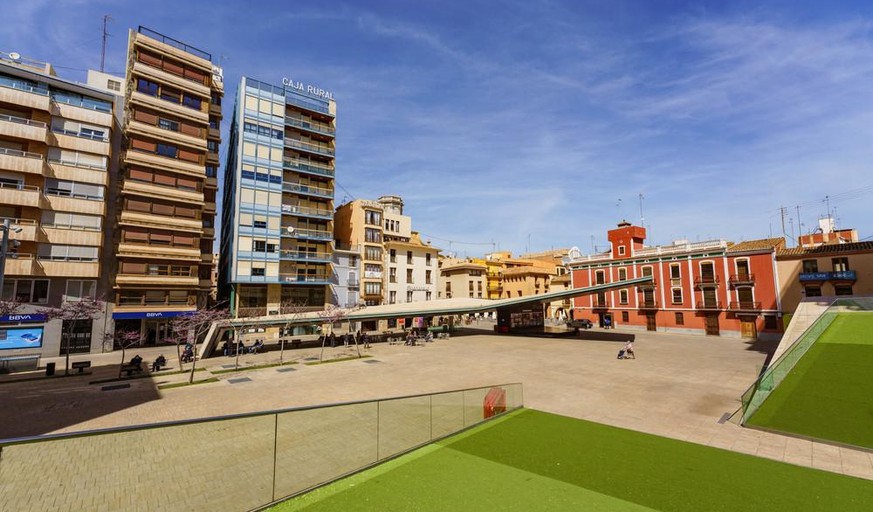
[747,312,873,448]
[272,409,873,512]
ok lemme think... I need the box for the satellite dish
[286,226,295,234]
[8,52,22,63]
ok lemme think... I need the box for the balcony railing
[138,26,211,61]
[284,138,334,157]
[285,116,335,136]
[0,76,49,95]
[282,227,332,240]
[282,182,333,198]
[0,147,43,160]
[799,270,857,282]
[592,299,609,309]
[637,278,656,289]
[0,182,40,192]
[0,113,47,129]
[280,204,332,219]
[729,273,756,286]
[695,301,721,311]
[280,274,330,284]
[639,300,658,310]
[117,296,195,306]
[279,250,331,262]
[285,94,332,116]
[283,158,335,177]
[729,301,762,311]
[694,275,719,287]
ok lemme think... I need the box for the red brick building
[566,222,785,340]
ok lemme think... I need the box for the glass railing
[283,158,335,177]
[0,147,43,160]
[138,26,211,61]
[284,138,335,156]
[280,204,332,217]
[282,182,333,198]
[0,75,48,95]
[740,297,873,423]
[0,113,47,128]
[285,116,335,136]
[282,227,332,240]
[0,383,522,511]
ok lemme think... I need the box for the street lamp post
[0,219,23,295]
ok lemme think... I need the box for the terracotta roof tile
[726,238,785,253]
[777,240,873,258]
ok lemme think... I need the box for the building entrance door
[144,320,170,345]
[646,313,656,331]
[704,314,720,336]
[741,318,757,340]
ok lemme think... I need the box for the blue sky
[4,0,873,256]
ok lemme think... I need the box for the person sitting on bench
[151,354,167,372]
[130,354,143,371]
[249,340,264,354]
[181,347,194,363]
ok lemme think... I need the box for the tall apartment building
[220,76,336,316]
[334,199,385,306]
[112,28,222,342]
[0,54,117,362]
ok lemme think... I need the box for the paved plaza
[1,327,872,482]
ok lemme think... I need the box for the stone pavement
[1,328,871,485]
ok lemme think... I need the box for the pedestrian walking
[624,341,635,359]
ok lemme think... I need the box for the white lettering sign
[281,77,333,100]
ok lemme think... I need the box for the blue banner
[0,326,44,350]
[799,270,857,282]
[112,311,194,320]
[0,313,47,323]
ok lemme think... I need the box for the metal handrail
[0,78,48,95]
[279,250,331,260]
[51,128,109,142]
[0,147,43,160]
[47,157,106,171]
[280,204,331,217]
[283,227,332,239]
[284,138,335,156]
[285,116,335,135]
[0,113,47,128]
[0,217,37,226]
[0,182,39,191]
[282,182,333,197]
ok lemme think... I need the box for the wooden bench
[71,361,91,374]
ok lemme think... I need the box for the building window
[406,269,413,283]
[469,281,474,292]
[426,253,432,266]
[764,315,777,330]
[364,210,382,225]
[670,264,681,283]
[390,249,396,263]
[805,286,822,297]
[389,291,396,304]
[618,268,627,281]
[619,289,628,304]
[136,78,158,96]
[407,291,413,302]
[802,260,818,273]
[61,319,93,355]
[671,288,682,304]
[107,79,121,91]
[621,311,629,322]
[426,270,432,284]
[675,312,684,325]
[595,270,605,285]
[618,246,626,256]
[1,279,50,304]
[65,280,96,301]
[832,258,849,272]
[156,143,177,158]
[407,251,413,264]
[834,284,854,296]
[426,291,432,301]
[251,267,265,276]
[158,118,180,132]
[364,228,381,243]
[253,240,267,252]
[253,219,267,229]
[389,267,397,283]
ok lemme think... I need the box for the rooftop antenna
[100,15,113,73]
[638,193,644,226]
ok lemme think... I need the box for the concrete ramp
[770,298,833,364]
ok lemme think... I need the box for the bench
[0,355,40,373]
[120,363,143,376]
[71,361,91,374]
[291,339,302,349]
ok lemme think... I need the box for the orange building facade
[566,222,785,340]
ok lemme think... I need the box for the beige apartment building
[111,28,222,343]
[0,53,117,364]
[439,258,487,299]
[334,199,385,307]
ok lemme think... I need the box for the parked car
[567,319,593,329]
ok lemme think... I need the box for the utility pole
[638,193,645,226]
[779,206,788,246]
[824,195,831,219]
[100,15,112,73]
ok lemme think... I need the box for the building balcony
[49,100,113,129]
[41,226,102,247]
[124,148,205,177]
[122,180,204,204]
[282,182,333,199]
[283,158,335,178]
[36,258,99,278]
[285,94,334,118]
[119,210,203,234]
[42,194,105,216]
[592,299,609,309]
[279,274,331,285]
[0,78,50,110]
[284,138,335,157]
[284,116,335,138]
[199,278,212,289]
[3,218,38,242]
[729,273,756,286]
[46,160,108,187]
[115,274,199,287]
[638,300,659,310]
[116,295,197,308]
[279,250,332,263]
[202,226,215,238]
[127,120,207,151]
[0,147,44,175]
[202,253,214,264]
[346,279,360,287]
[0,113,47,142]
[204,201,216,214]
[799,271,857,282]
[695,301,721,311]
[117,242,202,261]
[728,301,762,312]
[637,278,657,290]
[3,253,34,275]
[129,90,209,125]
[281,226,332,241]
[0,183,41,208]
[132,61,210,98]
[280,204,332,220]
[47,131,110,156]
[694,276,720,288]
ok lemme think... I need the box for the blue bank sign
[799,270,857,282]
[112,311,193,320]
[0,313,46,323]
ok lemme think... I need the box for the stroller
[617,349,626,359]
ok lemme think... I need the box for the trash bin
[45,362,56,376]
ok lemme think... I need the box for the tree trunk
[118,347,126,379]
[176,343,182,370]
[188,340,198,384]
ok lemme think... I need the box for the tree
[316,304,363,361]
[0,298,23,317]
[227,315,261,370]
[277,299,311,364]
[171,307,229,383]
[43,296,105,376]
[115,330,143,378]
